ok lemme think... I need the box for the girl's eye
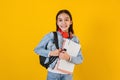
[65,19,69,21]
[58,19,62,22]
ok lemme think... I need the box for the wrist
[48,51,51,57]
[49,51,53,56]
[67,55,70,61]
[67,55,71,61]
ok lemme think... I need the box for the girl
[34,9,83,80]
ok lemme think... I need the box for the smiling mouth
[61,25,67,28]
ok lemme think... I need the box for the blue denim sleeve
[69,36,83,64]
[70,50,83,64]
[34,32,53,57]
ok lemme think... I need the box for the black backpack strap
[53,32,59,49]
[44,32,59,68]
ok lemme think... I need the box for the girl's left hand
[59,51,70,61]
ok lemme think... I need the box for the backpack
[39,32,59,69]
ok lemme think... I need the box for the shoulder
[42,32,54,40]
[72,34,80,44]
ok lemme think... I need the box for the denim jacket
[34,31,83,69]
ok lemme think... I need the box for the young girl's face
[57,13,72,32]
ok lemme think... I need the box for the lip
[61,25,67,28]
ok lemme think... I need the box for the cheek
[57,21,59,25]
[67,21,72,25]
[57,21,61,26]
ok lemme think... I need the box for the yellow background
[0,0,120,80]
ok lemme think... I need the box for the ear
[70,21,73,25]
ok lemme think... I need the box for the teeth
[61,26,67,27]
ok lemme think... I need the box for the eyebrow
[58,17,70,19]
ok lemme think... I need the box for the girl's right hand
[49,49,61,56]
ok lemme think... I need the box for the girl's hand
[49,49,61,56]
[59,51,70,61]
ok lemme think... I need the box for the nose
[62,20,66,24]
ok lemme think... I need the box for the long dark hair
[56,9,74,34]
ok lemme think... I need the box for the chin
[61,29,68,32]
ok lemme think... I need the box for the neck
[58,28,72,38]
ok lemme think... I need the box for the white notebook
[57,39,81,74]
